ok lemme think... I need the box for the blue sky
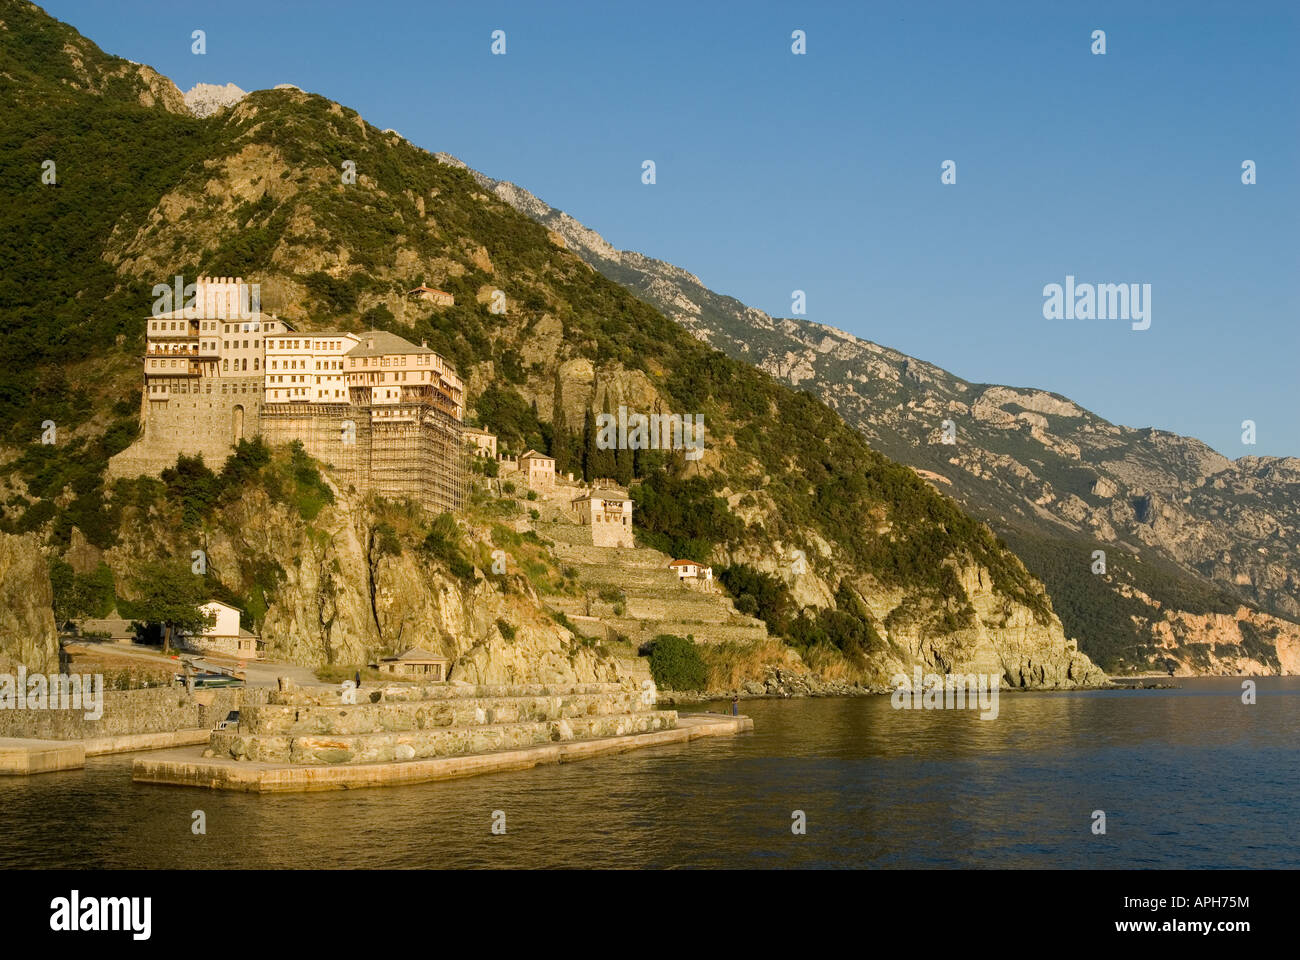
[40,0,1300,456]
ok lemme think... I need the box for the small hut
[377,647,451,680]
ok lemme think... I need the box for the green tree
[128,560,213,654]
[648,634,708,691]
[614,444,633,486]
[581,408,596,482]
[550,386,572,475]
[590,398,617,479]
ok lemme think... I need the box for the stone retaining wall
[270,680,628,707]
[0,686,267,740]
[242,691,645,735]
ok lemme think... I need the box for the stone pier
[132,679,752,792]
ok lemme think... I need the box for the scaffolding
[261,401,464,513]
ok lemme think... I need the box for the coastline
[657,670,1191,704]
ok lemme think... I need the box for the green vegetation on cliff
[2,2,1066,665]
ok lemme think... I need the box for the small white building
[186,600,262,659]
[519,449,555,488]
[407,285,455,307]
[669,559,713,582]
[572,491,633,548]
[462,426,498,458]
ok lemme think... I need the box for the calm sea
[2,677,1295,868]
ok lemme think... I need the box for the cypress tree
[551,395,571,474]
[581,408,596,482]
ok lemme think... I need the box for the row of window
[269,339,348,351]
[149,321,264,334]
[266,359,345,371]
[268,389,348,400]
[269,375,347,385]
[147,380,258,395]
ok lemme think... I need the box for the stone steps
[549,541,668,567]
[609,617,770,645]
[270,681,625,707]
[241,692,645,735]
[561,567,686,590]
[205,678,676,767]
[210,711,678,765]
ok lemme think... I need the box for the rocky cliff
[458,162,1300,676]
[97,477,618,685]
[0,532,59,672]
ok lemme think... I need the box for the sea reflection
[1,678,1295,868]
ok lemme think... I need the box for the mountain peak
[183,81,247,118]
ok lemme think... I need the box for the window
[223,360,229,372]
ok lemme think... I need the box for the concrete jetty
[0,729,211,776]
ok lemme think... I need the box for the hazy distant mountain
[453,159,1300,676]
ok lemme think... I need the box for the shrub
[420,513,475,580]
[648,633,708,691]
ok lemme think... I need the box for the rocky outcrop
[183,81,247,118]
[1134,597,1300,676]
[857,562,1105,689]
[103,487,618,686]
[0,532,59,673]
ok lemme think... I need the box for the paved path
[65,641,326,689]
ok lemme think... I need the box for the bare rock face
[183,81,247,118]
[851,562,1104,689]
[104,488,615,685]
[0,533,59,673]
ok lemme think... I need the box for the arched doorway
[232,404,245,444]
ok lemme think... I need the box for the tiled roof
[345,330,431,359]
[384,647,449,662]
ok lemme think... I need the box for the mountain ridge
[449,156,1300,675]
